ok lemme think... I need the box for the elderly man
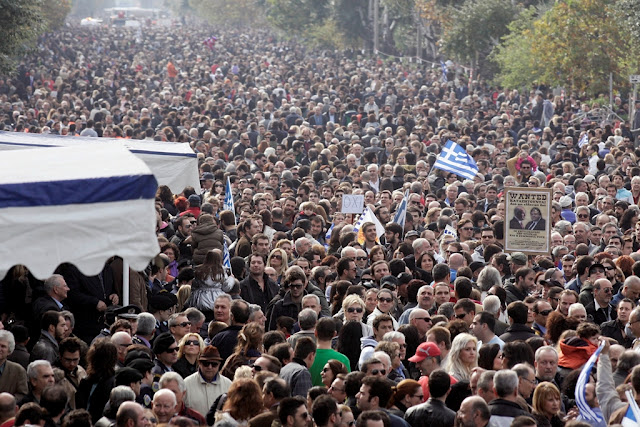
[456,396,492,427]
[0,331,28,401]
[32,274,69,324]
[586,278,616,325]
[159,372,206,425]
[21,360,55,405]
[112,331,134,368]
[184,346,231,416]
[152,389,178,424]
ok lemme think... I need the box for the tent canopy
[0,145,160,280]
[0,131,200,194]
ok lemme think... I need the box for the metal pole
[374,0,379,54]
[416,15,421,61]
[609,73,613,109]
[123,259,130,306]
[631,83,637,131]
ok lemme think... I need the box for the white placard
[341,195,365,213]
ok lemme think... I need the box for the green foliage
[490,7,539,89]
[266,0,331,35]
[190,0,266,26]
[0,0,45,75]
[612,0,640,44]
[332,0,370,44]
[440,0,522,69]
[43,0,72,31]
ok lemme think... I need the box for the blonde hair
[177,333,204,359]
[267,248,288,278]
[532,381,561,415]
[341,294,366,315]
[444,333,478,381]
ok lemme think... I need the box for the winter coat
[191,222,225,265]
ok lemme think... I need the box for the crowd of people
[2,16,640,427]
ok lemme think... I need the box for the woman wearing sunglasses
[366,289,399,330]
[266,248,288,285]
[173,333,205,379]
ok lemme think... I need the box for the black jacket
[488,398,529,423]
[601,319,632,348]
[268,291,302,331]
[404,398,456,427]
[500,323,538,343]
[504,283,528,305]
[240,274,279,312]
[585,300,616,326]
[210,324,243,362]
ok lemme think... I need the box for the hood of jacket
[558,336,598,369]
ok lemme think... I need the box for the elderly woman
[174,333,205,379]
[444,333,478,381]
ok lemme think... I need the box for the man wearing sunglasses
[470,312,504,349]
[532,300,553,337]
[585,278,615,326]
[152,333,178,383]
[183,346,230,418]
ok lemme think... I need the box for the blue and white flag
[392,190,409,229]
[578,133,589,148]
[325,223,334,249]
[442,224,457,239]
[575,341,605,424]
[440,61,448,83]
[622,390,640,427]
[223,177,236,224]
[223,240,231,270]
[353,207,385,245]
[433,140,479,181]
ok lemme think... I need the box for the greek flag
[622,390,640,427]
[578,133,589,148]
[443,224,457,239]
[223,177,236,224]
[353,207,385,245]
[324,223,334,250]
[575,341,605,424]
[392,190,409,229]
[223,240,231,269]
[440,61,448,83]
[433,140,479,181]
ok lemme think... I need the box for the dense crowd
[2,17,640,427]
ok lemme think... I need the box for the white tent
[0,145,160,297]
[0,131,200,194]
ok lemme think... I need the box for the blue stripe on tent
[0,141,197,159]
[0,174,157,209]
[129,149,197,158]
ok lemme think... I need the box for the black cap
[153,332,177,355]
[115,367,143,386]
[127,358,155,375]
[149,292,177,311]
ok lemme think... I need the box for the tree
[527,0,631,95]
[0,0,45,75]
[439,0,522,73]
[43,0,72,31]
[190,0,267,26]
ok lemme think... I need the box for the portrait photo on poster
[503,187,552,255]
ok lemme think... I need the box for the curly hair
[545,311,581,345]
[222,378,264,421]
[86,338,117,379]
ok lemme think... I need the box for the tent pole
[123,259,130,306]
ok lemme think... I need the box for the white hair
[568,303,586,317]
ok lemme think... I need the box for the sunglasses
[356,257,368,261]
[322,367,331,373]
[415,317,432,322]
[185,340,199,346]
[166,347,179,353]
[378,297,393,303]
[175,322,191,328]
[290,284,304,289]
[537,309,552,316]
[370,369,386,375]
[578,214,589,218]
[455,313,467,319]
[200,360,220,367]
[347,307,364,313]
[252,364,264,372]
[271,255,283,260]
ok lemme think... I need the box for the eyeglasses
[200,360,220,367]
[271,255,283,260]
[299,412,309,419]
[347,307,364,313]
[173,321,191,328]
[252,364,264,372]
[537,309,552,316]
[290,284,304,289]
[578,214,589,218]
[413,394,424,399]
[356,256,368,261]
[601,288,613,294]
[522,377,536,385]
[166,347,179,353]
[185,340,199,346]
[605,266,615,271]
[330,386,345,392]
[415,317,432,322]
[370,369,386,375]
[378,297,393,303]
[455,313,467,319]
